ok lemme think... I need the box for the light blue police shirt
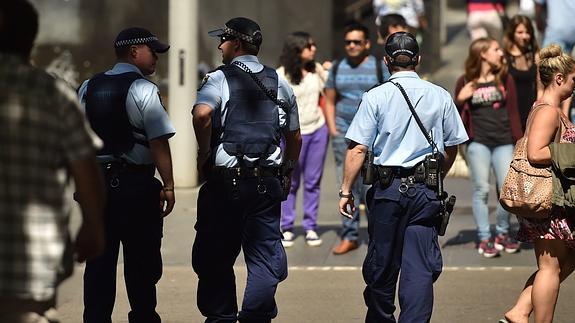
[194,55,300,167]
[345,71,468,168]
[78,63,176,165]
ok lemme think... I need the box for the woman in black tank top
[503,15,540,131]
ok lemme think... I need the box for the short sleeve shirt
[78,63,176,165]
[345,71,468,167]
[469,81,513,146]
[194,55,299,167]
[0,54,101,300]
[325,55,390,134]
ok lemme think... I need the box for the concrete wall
[199,0,333,68]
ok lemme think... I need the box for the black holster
[361,150,376,185]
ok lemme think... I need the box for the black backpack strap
[331,59,341,89]
[376,58,384,85]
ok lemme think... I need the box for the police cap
[208,17,263,46]
[385,32,419,67]
[115,27,170,53]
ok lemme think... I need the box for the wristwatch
[339,190,354,199]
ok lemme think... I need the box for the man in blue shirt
[339,32,468,322]
[79,27,176,323]
[325,21,390,255]
[192,17,301,323]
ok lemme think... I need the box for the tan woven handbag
[499,103,566,218]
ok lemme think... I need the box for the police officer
[338,32,468,322]
[192,17,301,323]
[78,27,176,323]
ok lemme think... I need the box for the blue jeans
[466,142,514,241]
[332,134,368,241]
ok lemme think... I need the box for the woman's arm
[527,105,560,165]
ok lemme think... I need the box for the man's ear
[129,45,139,59]
[365,39,371,50]
[415,55,421,66]
[383,55,391,66]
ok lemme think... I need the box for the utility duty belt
[364,153,441,190]
[101,161,155,176]
[211,166,281,179]
[100,161,155,188]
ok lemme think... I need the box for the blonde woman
[502,44,575,323]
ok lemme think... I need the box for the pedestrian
[192,17,301,323]
[466,0,508,41]
[377,13,409,45]
[324,21,390,255]
[501,44,575,323]
[373,0,427,35]
[277,32,328,248]
[535,0,575,55]
[503,14,541,131]
[78,27,176,323]
[0,1,106,322]
[339,32,468,322]
[454,37,523,258]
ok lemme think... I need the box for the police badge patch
[198,74,210,91]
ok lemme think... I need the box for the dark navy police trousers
[83,167,163,323]
[192,176,288,323]
[363,179,443,323]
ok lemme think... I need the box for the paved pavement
[57,5,575,323]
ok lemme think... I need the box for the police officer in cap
[78,27,176,323]
[339,32,468,322]
[192,17,301,322]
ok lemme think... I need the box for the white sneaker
[282,231,295,248]
[305,230,322,247]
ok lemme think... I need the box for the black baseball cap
[385,32,419,67]
[114,27,170,53]
[208,17,263,46]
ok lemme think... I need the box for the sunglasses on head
[344,39,364,46]
[219,34,237,44]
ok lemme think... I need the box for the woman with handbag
[454,37,523,258]
[276,32,329,247]
[501,44,575,323]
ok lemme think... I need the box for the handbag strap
[524,102,567,144]
[391,81,439,152]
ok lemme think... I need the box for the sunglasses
[344,39,364,46]
[219,34,237,44]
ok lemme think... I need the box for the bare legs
[504,239,575,323]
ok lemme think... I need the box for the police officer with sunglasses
[192,17,301,323]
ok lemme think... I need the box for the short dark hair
[115,45,132,59]
[241,40,259,56]
[378,14,408,40]
[344,21,370,40]
[0,0,38,59]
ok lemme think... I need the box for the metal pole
[169,0,198,187]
